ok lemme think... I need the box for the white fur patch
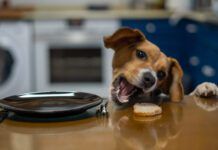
[135,68,157,93]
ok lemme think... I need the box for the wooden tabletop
[0,96,217,150]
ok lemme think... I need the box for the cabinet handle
[189,56,200,66]
[146,23,156,33]
[201,65,216,77]
[186,24,197,33]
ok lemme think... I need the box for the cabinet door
[188,22,218,87]
[182,20,200,90]
[197,23,218,84]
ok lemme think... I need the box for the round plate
[0,92,103,117]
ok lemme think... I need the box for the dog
[103,28,218,105]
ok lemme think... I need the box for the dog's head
[104,28,184,104]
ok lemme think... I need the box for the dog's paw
[190,82,218,98]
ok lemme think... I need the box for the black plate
[0,92,103,117]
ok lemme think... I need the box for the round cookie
[133,103,162,117]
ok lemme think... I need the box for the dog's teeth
[143,89,149,93]
[122,99,129,103]
[118,96,129,103]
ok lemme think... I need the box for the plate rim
[0,92,103,115]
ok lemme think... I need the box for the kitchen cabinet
[180,20,218,88]
[121,18,218,93]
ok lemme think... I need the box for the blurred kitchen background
[0,0,217,98]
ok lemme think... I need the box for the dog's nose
[143,72,156,88]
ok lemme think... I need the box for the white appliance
[0,22,33,99]
[34,19,120,97]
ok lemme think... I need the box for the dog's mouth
[112,76,141,103]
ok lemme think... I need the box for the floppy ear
[162,57,184,102]
[103,27,146,50]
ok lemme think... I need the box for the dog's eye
[157,71,166,80]
[136,50,147,60]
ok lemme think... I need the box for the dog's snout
[143,72,156,88]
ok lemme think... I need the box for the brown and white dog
[103,28,218,105]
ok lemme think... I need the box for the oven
[34,19,119,97]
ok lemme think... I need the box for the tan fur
[104,27,184,102]
[161,58,184,102]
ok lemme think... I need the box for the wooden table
[0,96,217,150]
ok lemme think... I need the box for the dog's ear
[161,57,184,102]
[103,27,146,50]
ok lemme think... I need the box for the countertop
[0,96,218,150]
[1,7,218,24]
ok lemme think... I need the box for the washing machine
[0,21,33,99]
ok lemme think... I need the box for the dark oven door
[49,46,102,83]
[35,31,113,97]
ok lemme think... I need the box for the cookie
[133,103,162,117]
